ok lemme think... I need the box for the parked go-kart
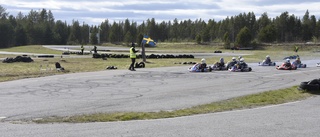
[188,63,211,72]
[292,61,307,68]
[258,60,276,66]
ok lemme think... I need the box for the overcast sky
[1,0,320,25]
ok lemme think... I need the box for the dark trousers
[129,58,136,70]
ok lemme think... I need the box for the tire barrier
[2,56,34,63]
[145,54,194,59]
[93,53,194,59]
[62,51,90,55]
[106,66,117,70]
[214,50,222,53]
[135,62,145,68]
[174,62,197,65]
[299,78,320,92]
[93,53,130,59]
[37,55,54,58]
[62,52,70,55]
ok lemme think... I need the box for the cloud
[1,0,320,25]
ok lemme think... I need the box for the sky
[1,0,320,26]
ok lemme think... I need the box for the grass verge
[0,45,63,54]
[34,86,312,123]
[0,57,204,82]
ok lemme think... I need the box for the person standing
[93,45,97,54]
[81,44,84,55]
[129,42,139,71]
[294,46,299,52]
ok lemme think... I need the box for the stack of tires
[2,56,34,63]
[106,66,117,70]
[135,62,145,68]
[299,79,320,92]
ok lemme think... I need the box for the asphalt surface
[2,97,320,137]
[1,49,320,136]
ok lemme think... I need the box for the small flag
[141,35,156,47]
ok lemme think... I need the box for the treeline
[0,5,319,49]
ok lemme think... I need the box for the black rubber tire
[139,62,145,68]
[299,82,309,89]
[308,79,320,85]
[300,82,319,91]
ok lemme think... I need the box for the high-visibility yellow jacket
[130,47,136,58]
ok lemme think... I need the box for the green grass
[34,86,312,123]
[0,57,203,82]
[0,45,201,82]
[0,45,63,54]
[153,42,225,52]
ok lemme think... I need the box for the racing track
[1,60,320,121]
[1,60,320,136]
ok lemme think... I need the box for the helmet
[240,58,245,62]
[296,57,300,60]
[266,55,270,58]
[232,57,236,61]
[238,56,242,59]
[220,57,224,62]
[286,59,290,63]
[201,58,206,63]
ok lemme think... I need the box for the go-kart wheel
[308,79,320,85]
[300,82,319,91]
[299,82,308,89]
[139,62,145,68]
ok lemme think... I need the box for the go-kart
[258,60,276,66]
[228,65,252,72]
[226,61,238,69]
[292,61,306,68]
[276,65,297,70]
[188,63,211,72]
[283,55,299,60]
[209,63,228,71]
